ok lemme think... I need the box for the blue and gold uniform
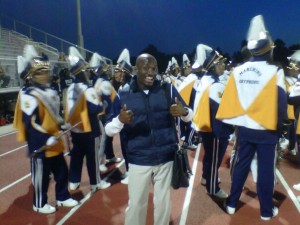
[217,15,287,220]
[65,47,111,191]
[13,45,78,214]
[192,45,233,198]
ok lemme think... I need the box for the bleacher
[0,25,62,126]
[0,15,114,127]
[0,26,60,90]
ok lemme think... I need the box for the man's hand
[169,97,188,117]
[118,104,134,124]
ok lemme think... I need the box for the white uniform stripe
[209,137,220,194]
[94,136,101,184]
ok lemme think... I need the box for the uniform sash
[192,75,215,132]
[65,83,91,132]
[13,93,27,142]
[192,87,211,132]
[178,74,197,105]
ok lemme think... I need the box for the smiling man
[105,53,193,225]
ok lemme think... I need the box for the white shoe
[69,182,80,191]
[201,177,221,185]
[213,189,228,199]
[33,204,56,214]
[106,157,122,163]
[187,144,197,150]
[260,207,279,220]
[99,164,108,172]
[57,198,79,207]
[121,176,129,185]
[180,136,185,141]
[293,183,300,191]
[289,149,297,156]
[91,180,111,192]
[226,206,236,214]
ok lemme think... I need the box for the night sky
[0,0,300,61]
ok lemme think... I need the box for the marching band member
[177,53,199,149]
[13,45,78,214]
[170,57,184,89]
[113,48,134,185]
[283,52,299,156]
[287,50,300,194]
[89,52,116,173]
[162,60,172,83]
[192,44,234,199]
[65,47,111,192]
[217,15,287,220]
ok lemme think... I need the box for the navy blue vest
[119,79,178,166]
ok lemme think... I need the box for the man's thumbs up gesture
[169,97,188,117]
[119,104,134,124]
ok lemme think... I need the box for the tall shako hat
[170,57,180,71]
[192,44,226,71]
[182,54,191,68]
[68,46,88,75]
[192,44,212,70]
[17,44,50,80]
[89,52,109,73]
[289,50,300,70]
[203,50,226,71]
[247,15,274,56]
[165,60,171,73]
[116,48,132,74]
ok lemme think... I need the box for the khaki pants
[125,161,173,225]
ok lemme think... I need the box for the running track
[1,124,300,225]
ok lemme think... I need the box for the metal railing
[0,14,112,64]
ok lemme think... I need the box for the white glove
[100,80,112,96]
[61,123,71,130]
[46,136,58,146]
[279,138,289,150]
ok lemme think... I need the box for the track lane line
[0,173,31,193]
[0,145,27,157]
[0,131,17,138]
[276,168,300,212]
[179,143,202,225]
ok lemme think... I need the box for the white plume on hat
[68,46,85,66]
[192,44,213,69]
[247,15,272,51]
[117,48,131,66]
[171,57,179,67]
[291,50,300,63]
[17,44,39,75]
[17,56,26,74]
[89,52,105,68]
[183,54,190,64]
[165,60,171,73]
[23,44,39,63]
